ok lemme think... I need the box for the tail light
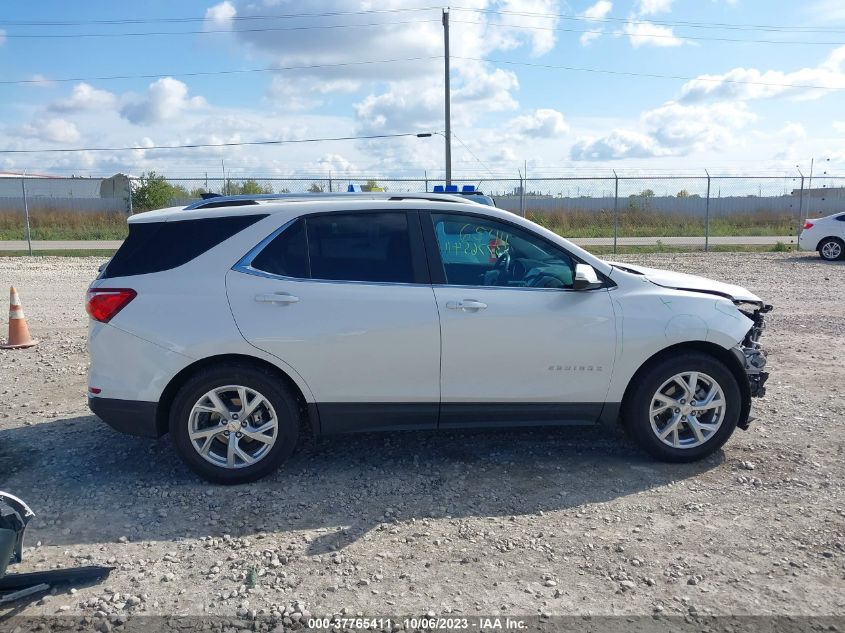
[803,221,814,229]
[86,288,136,323]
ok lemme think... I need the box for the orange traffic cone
[0,286,38,349]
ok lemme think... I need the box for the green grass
[0,249,117,257]
[0,210,129,240]
[527,208,796,238]
[585,243,795,256]
[1,208,799,241]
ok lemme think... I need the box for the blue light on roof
[432,185,445,192]
[445,185,458,192]
[462,185,476,192]
[347,184,362,192]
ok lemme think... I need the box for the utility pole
[21,173,32,256]
[443,8,452,186]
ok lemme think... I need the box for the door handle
[446,299,487,312]
[255,292,300,305]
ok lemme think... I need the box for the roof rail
[183,191,483,210]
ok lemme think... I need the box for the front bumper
[733,302,771,428]
[88,396,161,438]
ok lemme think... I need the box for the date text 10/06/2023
[307,616,529,630]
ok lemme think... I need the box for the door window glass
[249,218,308,278]
[431,213,575,288]
[307,212,414,283]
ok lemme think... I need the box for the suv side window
[431,213,575,289]
[307,212,414,284]
[250,218,308,278]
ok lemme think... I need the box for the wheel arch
[154,353,319,437]
[617,341,750,427]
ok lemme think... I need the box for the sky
[0,0,844,180]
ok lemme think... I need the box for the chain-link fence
[2,173,843,253]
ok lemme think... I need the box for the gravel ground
[0,252,843,628]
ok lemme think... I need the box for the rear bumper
[88,396,161,438]
[797,231,817,252]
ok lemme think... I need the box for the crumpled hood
[608,262,763,304]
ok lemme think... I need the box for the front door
[226,210,441,433]
[424,211,617,428]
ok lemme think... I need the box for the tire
[818,237,844,261]
[622,352,741,462]
[169,363,300,484]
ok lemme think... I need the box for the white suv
[87,193,771,484]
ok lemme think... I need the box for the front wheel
[169,364,300,484]
[623,352,741,462]
[818,237,844,261]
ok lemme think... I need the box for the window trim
[420,209,612,292]
[233,209,430,286]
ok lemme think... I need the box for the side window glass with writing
[431,213,575,289]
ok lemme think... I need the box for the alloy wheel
[821,240,842,260]
[188,385,278,469]
[649,371,726,449]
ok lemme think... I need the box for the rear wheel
[818,237,844,261]
[623,352,741,462]
[170,364,300,484]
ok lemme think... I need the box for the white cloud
[120,78,207,125]
[207,0,559,130]
[453,67,520,110]
[50,83,117,112]
[780,122,806,141]
[803,0,845,24]
[18,118,82,143]
[571,129,666,160]
[205,1,236,26]
[580,30,601,45]
[643,101,756,148]
[680,45,845,102]
[637,0,672,15]
[354,84,444,135]
[309,153,358,176]
[508,109,569,138]
[570,101,755,160]
[584,0,613,20]
[622,21,685,47]
[579,1,611,45]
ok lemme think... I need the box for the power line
[5,54,839,91]
[0,56,443,85]
[453,56,845,91]
[0,7,440,26]
[1,18,440,38]
[450,131,495,178]
[451,7,845,34]
[0,132,432,154]
[4,5,842,35]
[450,18,845,46]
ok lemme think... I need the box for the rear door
[226,210,441,433]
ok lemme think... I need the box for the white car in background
[799,212,845,261]
[86,192,771,484]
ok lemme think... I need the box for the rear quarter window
[102,214,267,278]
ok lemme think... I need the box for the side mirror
[573,264,603,291]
